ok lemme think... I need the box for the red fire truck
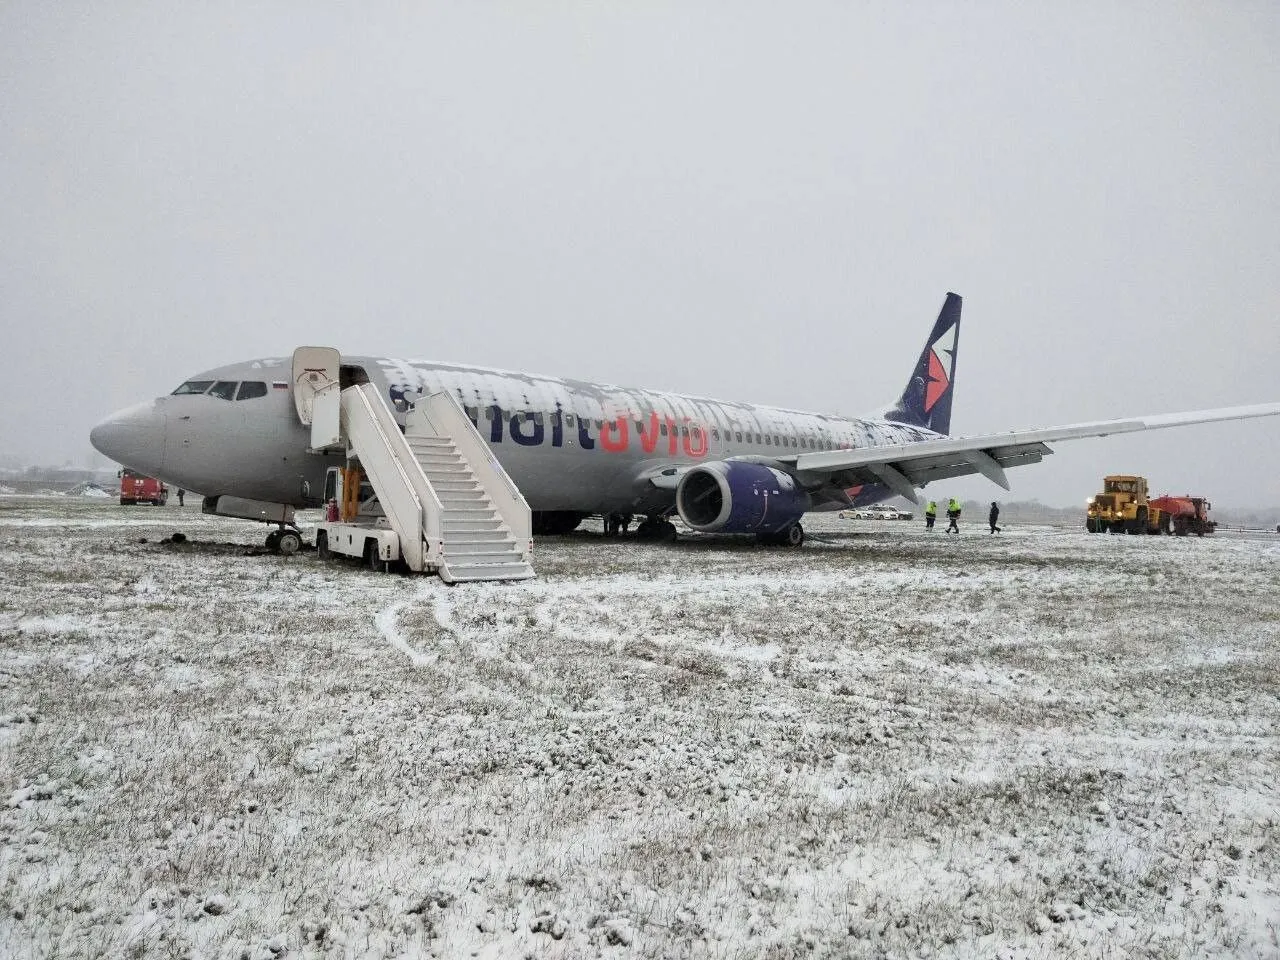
[118,469,169,506]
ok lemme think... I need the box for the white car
[839,504,915,521]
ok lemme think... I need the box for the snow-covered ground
[1,496,1277,959]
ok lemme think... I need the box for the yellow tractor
[1086,475,1166,534]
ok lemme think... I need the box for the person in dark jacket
[989,501,1002,534]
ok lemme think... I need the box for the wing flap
[810,443,1049,494]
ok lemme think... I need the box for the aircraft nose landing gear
[266,525,304,555]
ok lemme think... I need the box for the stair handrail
[413,392,532,547]
[355,383,445,547]
[341,384,442,570]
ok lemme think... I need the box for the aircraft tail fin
[885,292,961,436]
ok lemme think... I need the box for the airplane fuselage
[93,353,939,516]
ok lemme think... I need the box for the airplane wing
[779,403,1280,503]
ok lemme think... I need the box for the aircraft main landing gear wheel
[758,523,804,546]
[277,530,302,555]
[636,517,677,541]
[265,530,283,552]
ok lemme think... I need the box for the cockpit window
[207,381,238,401]
[236,381,267,401]
[172,380,214,395]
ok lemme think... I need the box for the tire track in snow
[374,583,440,666]
[375,582,518,670]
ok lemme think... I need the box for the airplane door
[291,347,341,426]
[156,410,170,474]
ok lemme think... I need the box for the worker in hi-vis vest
[946,498,962,534]
[924,501,937,530]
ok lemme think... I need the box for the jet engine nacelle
[675,460,809,533]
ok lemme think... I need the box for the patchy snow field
[1,496,1277,959]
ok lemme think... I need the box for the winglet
[885,292,962,436]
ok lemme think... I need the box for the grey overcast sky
[2,2,1278,507]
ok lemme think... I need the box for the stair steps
[406,432,533,583]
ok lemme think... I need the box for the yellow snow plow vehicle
[1086,475,1166,534]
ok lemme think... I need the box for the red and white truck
[1147,495,1217,536]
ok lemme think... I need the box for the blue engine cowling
[675,460,809,533]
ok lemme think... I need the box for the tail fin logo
[924,348,950,414]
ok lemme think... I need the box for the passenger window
[660,423,668,436]
[208,381,238,401]
[235,381,267,401]
[712,428,720,440]
[172,380,213,395]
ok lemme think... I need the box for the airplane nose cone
[90,402,166,475]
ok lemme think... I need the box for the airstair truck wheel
[316,531,330,559]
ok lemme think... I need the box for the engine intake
[676,461,809,534]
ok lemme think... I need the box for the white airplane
[90,293,1279,547]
